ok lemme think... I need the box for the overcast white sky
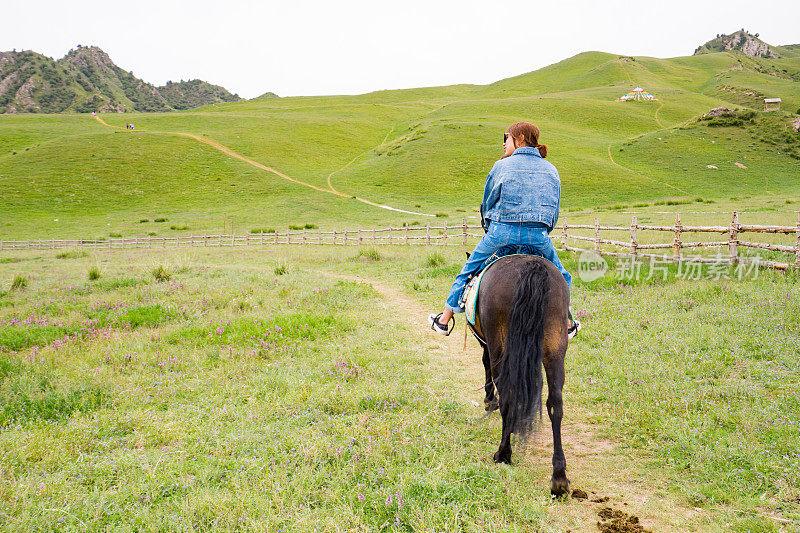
[4,1,799,98]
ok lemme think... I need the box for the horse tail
[497,259,550,437]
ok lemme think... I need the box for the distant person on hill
[428,121,580,338]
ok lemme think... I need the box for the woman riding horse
[428,121,579,337]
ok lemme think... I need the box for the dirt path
[92,114,433,217]
[606,144,688,195]
[326,126,394,194]
[317,269,708,532]
[654,101,665,129]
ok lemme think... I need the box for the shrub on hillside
[699,109,757,128]
[10,275,27,291]
[88,266,101,281]
[151,265,171,282]
[425,252,446,268]
[56,250,88,259]
[354,247,382,261]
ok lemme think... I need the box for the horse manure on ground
[596,507,651,533]
[591,496,610,503]
[571,488,589,500]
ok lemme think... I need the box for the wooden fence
[560,211,800,271]
[2,212,799,270]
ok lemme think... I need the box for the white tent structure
[617,86,657,101]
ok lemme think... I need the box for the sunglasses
[503,132,510,143]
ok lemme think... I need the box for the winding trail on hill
[92,114,434,217]
[315,267,706,532]
[326,126,394,195]
[604,63,687,195]
[607,144,689,194]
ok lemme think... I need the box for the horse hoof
[484,399,499,412]
[550,476,570,497]
[493,450,512,464]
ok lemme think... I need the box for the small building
[764,98,781,111]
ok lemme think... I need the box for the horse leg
[482,345,498,412]
[493,413,513,464]
[545,353,569,496]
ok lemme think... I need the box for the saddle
[459,244,545,327]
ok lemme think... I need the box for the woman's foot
[567,310,581,340]
[428,313,452,336]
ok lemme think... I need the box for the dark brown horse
[471,254,570,496]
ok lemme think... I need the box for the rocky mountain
[694,30,779,58]
[0,50,88,113]
[0,45,242,114]
[157,79,241,110]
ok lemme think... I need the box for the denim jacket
[481,146,561,230]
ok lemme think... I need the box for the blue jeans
[445,221,572,314]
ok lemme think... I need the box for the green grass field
[1,46,800,531]
[1,50,799,241]
[0,245,798,531]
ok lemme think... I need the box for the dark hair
[507,122,547,158]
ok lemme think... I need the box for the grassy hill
[1,47,799,240]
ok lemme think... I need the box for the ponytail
[507,122,548,158]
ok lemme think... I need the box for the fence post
[426,223,431,245]
[303,227,307,245]
[405,225,409,245]
[388,226,393,245]
[318,228,322,245]
[372,226,376,244]
[443,220,448,246]
[795,211,800,270]
[561,219,567,251]
[462,219,467,245]
[673,213,682,264]
[594,218,600,252]
[358,227,362,245]
[630,216,638,257]
[729,211,739,265]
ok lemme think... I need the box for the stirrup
[428,313,454,336]
[568,309,581,340]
